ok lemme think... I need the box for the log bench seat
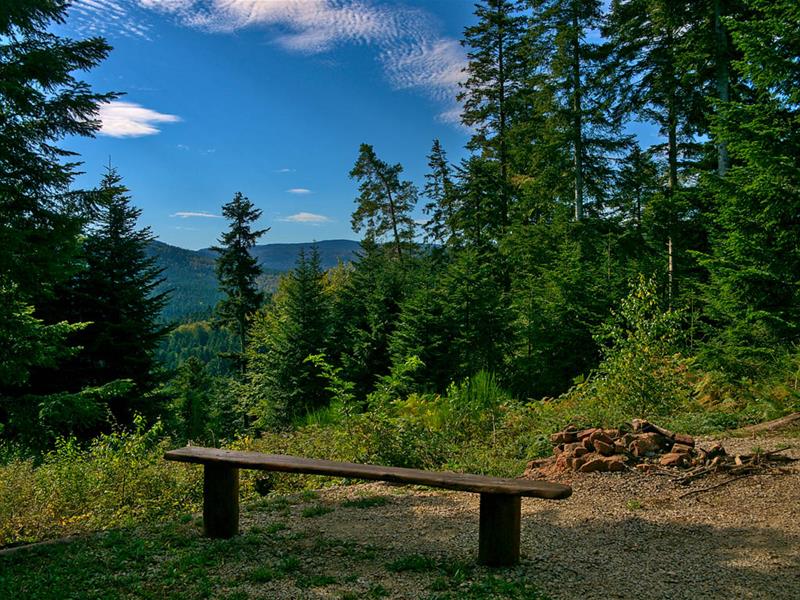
[164,446,572,566]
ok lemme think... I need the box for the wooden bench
[164,446,572,566]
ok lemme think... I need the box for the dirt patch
[242,433,799,599]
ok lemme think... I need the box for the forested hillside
[148,239,360,322]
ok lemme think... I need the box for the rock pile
[525,419,701,477]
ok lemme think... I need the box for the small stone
[577,427,600,441]
[614,440,628,453]
[629,432,668,456]
[631,418,650,432]
[672,443,693,455]
[673,433,695,447]
[550,431,577,444]
[582,438,595,451]
[659,452,687,467]
[573,446,588,458]
[601,455,627,472]
[602,428,621,439]
[579,457,610,473]
[594,439,616,456]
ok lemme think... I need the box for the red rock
[671,443,693,455]
[589,430,614,447]
[601,455,627,472]
[572,456,586,470]
[594,439,616,456]
[573,446,588,458]
[582,438,594,451]
[577,427,600,441]
[631,418,650,432]
[579,457,609,473]
[659,452,687,467]
[673,433,695,447]
[553,444,565,455]
[602,428,621,439]
[554,454,570,471]
[550,431,577,444]
[613,440,628,453]
[628,432,668,456]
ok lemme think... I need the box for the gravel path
[240,433,799,599]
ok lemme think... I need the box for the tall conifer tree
[213,192,267,359]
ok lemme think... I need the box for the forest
[1,0,799,551]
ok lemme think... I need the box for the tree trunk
[572,10,584,221]
[714,0,730,176]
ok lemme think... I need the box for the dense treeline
[1,0,798,453]
[236,0,799,428]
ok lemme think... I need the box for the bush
[0,417,201,547]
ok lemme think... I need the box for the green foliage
[244,247,331,426]
[213,191,268,359]
[0,417,201,547]
[350,144,418,260]
[560,276,692,424]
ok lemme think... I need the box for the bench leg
[478,493,520,567]
[203,464,239,538]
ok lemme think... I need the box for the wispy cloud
[287,188,312,194]
[99,101,180,137]
[73,1,466,126]
[170,211,222,219]
[70,0,151,39]
[280,212,331,224]
[274,167,296,173]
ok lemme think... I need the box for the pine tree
[422,139,459,246]
[42,167,170,426]
[0,0,116,438]
[609,143,659,229]
[213,192,268,360]
[459,0,526,231]
[245,247,330,425]
[701,0,800,373]
[349,144,417,261]
[169,357,213,443]
[524,0,629,219]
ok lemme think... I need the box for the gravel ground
[239,433,799,600]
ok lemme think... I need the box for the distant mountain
[147,239,361,323]
[196,239,361,272]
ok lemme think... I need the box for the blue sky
[61,1,477,249]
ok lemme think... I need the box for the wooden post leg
[478,493,520,567]
[203,464,239,538]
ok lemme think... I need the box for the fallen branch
[678,474,750,499]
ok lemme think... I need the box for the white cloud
[170,211,222,219]
[99,101,180,137]
[72,1,467,128]
[280,212,331,224]
[287,188,312,194]
[275,168,295,173]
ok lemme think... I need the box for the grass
[0,504,550,600]
[301,504,334,518]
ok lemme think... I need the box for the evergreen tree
[213,192,268,360]
[349,144,417,261]
[42,167,170,426]
[609,143,659,229]
[0,0,116,438]
[524,0,629,219]
[422,139,459,246]
[329,240,407,400]
[245,247,330,425]
[701,0,800,373]
[459,0,526,230]
[169,357,213,443]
